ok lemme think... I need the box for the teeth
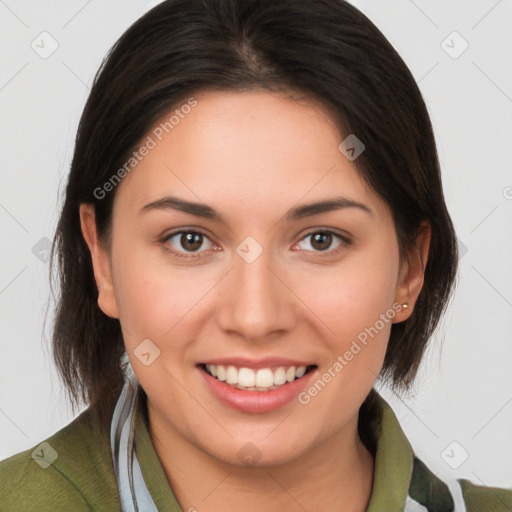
[285,366,296,382]
[226,366,238,385]
[204,364,309,390]
[255,368,273,387]
[238,367,255,387]
[216,365,226,381]
[273,367,286,385]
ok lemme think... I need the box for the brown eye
[310,232,333,251]
[296,230,349,255]
[179,232,204,252]
[163,230,214,257]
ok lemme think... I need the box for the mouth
[199,363,317,392]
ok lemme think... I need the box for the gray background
[1,0,511,488]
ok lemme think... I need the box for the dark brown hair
[50,0,458,432]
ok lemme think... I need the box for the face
[81,89,428,467]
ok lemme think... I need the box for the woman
[0,0,510,510]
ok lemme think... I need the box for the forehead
[113,89,386,219]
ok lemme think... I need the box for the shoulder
[409,456,512,512]
[0,407,121,512]
[458,478,512,512]
[365,391,511,511]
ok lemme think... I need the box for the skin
[80,89,430,512]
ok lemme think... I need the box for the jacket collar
[133,387,414,511]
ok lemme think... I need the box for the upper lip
[199,357,316,370]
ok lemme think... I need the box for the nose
[216,244,298,343]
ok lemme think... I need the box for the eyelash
[159,228,352,260]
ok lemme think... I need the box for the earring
[402,303,408,310]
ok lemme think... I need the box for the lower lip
[198,366,317,414]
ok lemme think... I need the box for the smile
[198,359,318,413]
[202,363,316,391]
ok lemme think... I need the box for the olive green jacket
[0,390,510,511]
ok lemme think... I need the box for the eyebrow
[140,195,373,223]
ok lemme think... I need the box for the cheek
[294,251,399,413]
[297,238,399,371]
[114,246,191,338]
[110,244,213,350]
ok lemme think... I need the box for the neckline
[133,387,414,512]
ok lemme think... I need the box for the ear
[79,203,119,319]
[393,221,431,323]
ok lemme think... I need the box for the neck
[147,401,375,512]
